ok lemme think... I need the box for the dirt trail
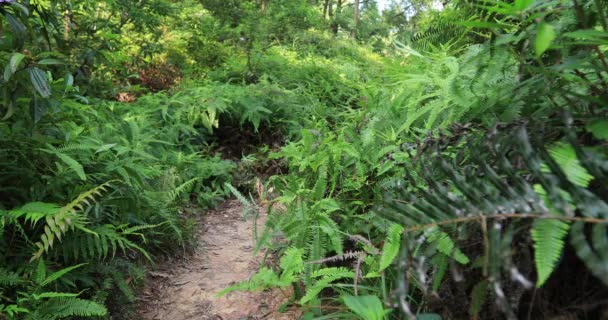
[137,200,298,320]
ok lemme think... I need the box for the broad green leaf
[64,73,74,87]
[4,52,25,82]
[9,2,29,15]
[514,0,534,11]
[586,120,608,140]
[28,67,51,98]
[535,23,556,57]
[37,58,63,65]
[5,14,26,46]
[343,295,391,320]
[1,100,16,120]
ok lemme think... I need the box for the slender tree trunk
[323,0,329,18]
[331,0,342,35]
[261,0,268,13]
[352,0,360,39]
[64,1,72,41]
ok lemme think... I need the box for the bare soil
[136,200,299,320]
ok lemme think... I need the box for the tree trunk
[352,0,360,39]
[261,0,269,13]
[331,0,342,35]
[64,1,72,41]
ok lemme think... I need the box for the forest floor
[136,200,299,320]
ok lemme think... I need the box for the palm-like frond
[379,113,608,316]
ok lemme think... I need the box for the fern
[425,227,469,265]
[299,267,355,305]
[469,279,489,318]
[378,223,403,272]
[380,115,608,316]
[41,145,87,181]
[280,247,305,282]
[0,268,22,287]
[531,219,570,287]
[31,182,114,261]
[219,247,304,295]
[39,263,86,287]
[53,223,156,262]
[30,297,107,319]
[531,142,593,287]
[312,165,328,200]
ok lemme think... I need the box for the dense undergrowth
[1,0,608,319]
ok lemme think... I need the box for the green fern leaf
[532,142,590,287]
[312,165,328,200]
[531,219,570,287]
[31,182,113,261]
[378,223,403,272]
[33,292,79,300]
[0,269,22,287]
[426,228,469,264]
[37,297,107,318]
[279,247,304,280]
[547,143,593,187]
[469,279,489,317]
[40,263,86,287]
[299,267,354,305]
[43,148,87,181]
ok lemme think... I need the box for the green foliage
[531,219,570,287]
[380,115,608,317]
[530,140,596,287]
[0,259,107,319]
[2,0,607,318]
[343,295,392,320]
[378,224,403,272]
[219,247,304,295]
[299,267,354,305]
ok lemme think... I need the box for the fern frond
[31,182,114,261]
[312,165,328,200]
[531,219,570,287]
[40,146,87,181]
[40,263,86,287]
[167,177,198,202]
[426,228,469,265]
[379,223,404,272]
[34,297,107,319]
[299,267,354,304]
[0,268,22,287]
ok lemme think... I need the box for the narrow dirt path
[137,200,298,320]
